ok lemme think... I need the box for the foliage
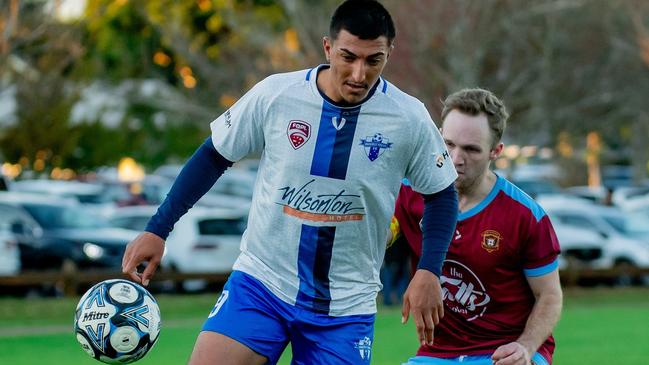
[1,0,649,179]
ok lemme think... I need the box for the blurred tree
[0,0,85,172]
[0,0,295,173]
[1,0,648,184]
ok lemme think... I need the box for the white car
[108,205,247,275]
[540,196,649,283]
[0,225,20,276]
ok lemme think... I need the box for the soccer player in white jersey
[122,1,458,364]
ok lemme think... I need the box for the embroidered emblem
[332,116,346,130]
[359,133,392,161]
[481,230,501,253]
[353,336,372,360]
[287,120,311,149]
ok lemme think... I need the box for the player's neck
[316,67,338,102]
[457,171,497,212]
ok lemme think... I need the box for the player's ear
[323,36,332,62]
[386,43,395,60]
[490,142,504,160]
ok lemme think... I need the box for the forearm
[516,285,563,355]
[417,184,458,276]
[145,137,233,239]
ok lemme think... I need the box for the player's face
[322,29,392,104]
[441,110,503,193]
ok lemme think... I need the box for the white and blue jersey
[210,65,456,316]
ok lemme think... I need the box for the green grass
[0,288,647,364]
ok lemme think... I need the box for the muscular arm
[492,269,563,365]
[519,269,563,356]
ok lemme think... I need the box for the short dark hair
[329,0,395,44]
[441,88,509,147]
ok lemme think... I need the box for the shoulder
[253,69,311,96]
[243,69,313,111]
[257,69,310,88]
[375,78,432,121]
[497,177,547,222]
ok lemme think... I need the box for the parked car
[0,224,20,276]
[108,205,247,289]
[143,174,251,211]
[510,178,562,199]
[540,196,649,284]
[10,179,122,217]
[153,163,256,200]
[0,192,137,271]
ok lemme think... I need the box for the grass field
[0,287,647,364]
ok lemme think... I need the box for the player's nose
[350,61,366,83]
[450,149,464,166]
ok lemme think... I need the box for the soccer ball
[74,279,161,364]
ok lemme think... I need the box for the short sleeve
[523,214,561,276]
[404,103,457,195]
[210,80,268,162]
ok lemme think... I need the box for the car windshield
[198,218,247,235]
[601,211,649,237]
[22,203,109,229]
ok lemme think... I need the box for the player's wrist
[513,340,535,358]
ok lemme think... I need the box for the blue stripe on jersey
[310,103,361,180]
[458,175,547,222]
[501,178,546,221]
[296,224,336,313]
[458,177,503,221]
[524,259,559,277]
[306,67,314,81]
[380,77,388,93]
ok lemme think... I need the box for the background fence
[1,262,648,297]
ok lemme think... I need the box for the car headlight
[83,243,105,260]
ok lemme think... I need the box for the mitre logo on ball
[287,120,311,149]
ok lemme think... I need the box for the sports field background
[0,287,647,364]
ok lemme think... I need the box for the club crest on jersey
[360,133,392,161]
[481,230,501,253]
[287,120,311,149]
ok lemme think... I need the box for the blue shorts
[403,352,549,365]
[202,270,376,365]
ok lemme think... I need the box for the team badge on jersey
[481,230,501,253]
[359,133,392,161]
[287,120,311,149]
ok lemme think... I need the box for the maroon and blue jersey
[394,176,560,364]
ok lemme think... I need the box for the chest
[263,95,413,182]
[449,209,529,271]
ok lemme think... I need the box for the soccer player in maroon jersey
[395,88,563,365]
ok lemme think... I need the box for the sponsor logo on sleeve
[433,151,449,168]
[224,109,232,128]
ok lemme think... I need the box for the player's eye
[367,58,381,66]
